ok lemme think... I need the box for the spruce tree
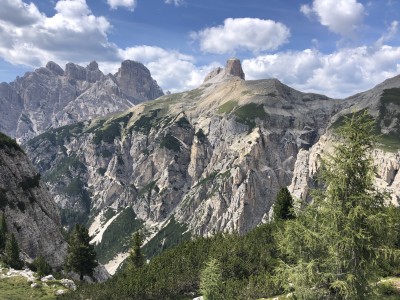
[278,111,396,299]
[65,224,98,280]
[127,231,144,271]
[273,187,294,221]
[0,212,7,252]
[5,233,23,269]
[200,258,223,300]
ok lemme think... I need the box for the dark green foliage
[142,217,191,259]
[44,155,86,183]
[200,258,223,300]
[0,189,8,209]
[137,181,159,198]
[160,133,181,152]
[0,212,7,251]
[95,208,143,264]
[195,128,206,142]
[0,132,23,153]
[18,173,41,191]
[278,111,397,299]
[97,168,107,176]
[65,224,98,280]
[90,113,133,145]
[5,233,23,269]
[176,117,191,129]
[31,255,52,277]
[61,223,281,300]
[273,187,294,220]
[131,109,161,134]
[27,122,85,148]
[127,232,144,271]
[16,201,25,212]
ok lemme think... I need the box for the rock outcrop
[21,59,400,273]
[0,60,163,143]
[0,133,67,268]
[203,58,245,83]
[25,72,343,272]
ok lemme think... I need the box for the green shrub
[160,133,181,152]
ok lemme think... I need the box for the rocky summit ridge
[9,58,400,274]
[0,60,163,143]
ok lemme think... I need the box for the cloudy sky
[0,0,399,98]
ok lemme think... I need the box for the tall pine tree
[273,187,294,221]
[127,231,144,271]
[65,224,98,280]
[278,111,397,299]
[5,233,23,269]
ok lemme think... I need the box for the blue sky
[0,0,399,98]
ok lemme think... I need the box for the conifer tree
[200,258,223,300]
[5,233,23,269]
[0,212,7,252]
[127,231,144,271]
[65,224,98,280]
[278,111,396,299]
[273,187,294,221]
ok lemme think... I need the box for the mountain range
[1,58,399,275]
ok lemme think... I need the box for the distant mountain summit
[0,60,163,143]
[203,58,245,83]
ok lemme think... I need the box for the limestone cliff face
[23,60,400,273]
[25,72,342,273]
[0,133,67,268]
[0,60,163,143]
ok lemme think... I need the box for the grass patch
[217,100,238,114]
[142,217,191,259]
[130,109,161,134]
[95,207,143,264]
[0,276,60,299]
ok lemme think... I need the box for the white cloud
[301,0,365,37]
[375,20,398,47]
[0,0,43,26]
[192,18,290,54]
[107,0,136,10]
[0,0,118,68]
[165,0,185,6]
[243,45,400,98]
[119,46,219,92]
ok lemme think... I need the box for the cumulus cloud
[243,45,400,98]
[0,0,118,67]
[107,0,136,10]
[119,46,219,92]
[165,0,185,6]
[301,0,365,37]
[0,0,43,26]
[192,18,290,54]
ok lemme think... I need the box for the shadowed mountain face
[0,132,67,268]
[21,59,400,273]
[0,60,163,144]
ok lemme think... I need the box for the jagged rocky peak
[115,59,164,103]
[203,58,245,83]
[225,57,245,79]
[45,61,64,76]
[65,61,103,83]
